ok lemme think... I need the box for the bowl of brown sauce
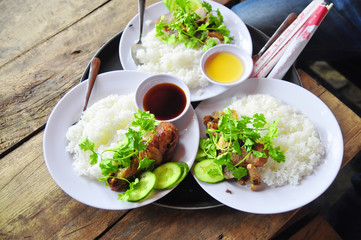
[135,74,191,122]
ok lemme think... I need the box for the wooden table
[1,0,360,239]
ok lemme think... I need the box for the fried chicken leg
[108,122,178,192]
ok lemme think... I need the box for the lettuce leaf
[164,0,202,12]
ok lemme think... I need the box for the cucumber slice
[128,171,156,202]
[169,162,189,188]
[195,148,207,161]
[194,159,225,183]
[153,162,182,190]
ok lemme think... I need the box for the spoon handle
[83,57,101,111]
[138,0,146,40]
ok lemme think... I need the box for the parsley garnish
[138,157,155,171]
[155,0,234,51]
[117,178,139,202]
[79,136,98,165]
[98,176,140,202]
[196,107,285,180]
[78,110,159,194]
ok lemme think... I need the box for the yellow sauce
[204,52,244,83]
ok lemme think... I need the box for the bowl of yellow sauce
[200,44,253,86]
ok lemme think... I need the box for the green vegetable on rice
[156,0,234,51]
[164,0,202,12]
[195,107,285,184]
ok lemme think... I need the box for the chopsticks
[252,0,333,79]
[252,12,298,63]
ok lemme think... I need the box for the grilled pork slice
[203,110,238,132]
[203,112,269,168]
[108,122,178,192]
[203,112,268,191]
[218,139,268,190]
[247,164,262,191]
[224,143,269,167]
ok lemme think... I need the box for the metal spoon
[252,13,298,63]
[83,57,101,111]
[131,0,146,66]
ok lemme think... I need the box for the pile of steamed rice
[228,94,325,187]
[66,94,137,180]
[136,29,209,90]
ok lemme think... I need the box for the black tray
[80,25,301,209]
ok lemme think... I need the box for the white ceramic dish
[43,70,199,210]
[135,74,191,122]
[200,44,253,86]
[193,78,343,214]
[119,0,252,102]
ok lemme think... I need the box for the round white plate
[193,78,344,214]
[43,70,199,210]
[119,0,252,102]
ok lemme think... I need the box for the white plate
[119,0,252,102]
[193,78,343,214]
[43,70,199,210]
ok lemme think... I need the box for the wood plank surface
[298,70,361,167]
[101,205,293,240]
[0,0,158,155]
[289,215,342,240]
[0,0,109,67]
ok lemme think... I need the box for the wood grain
[100,204,294,240]
[289,215,342,240]
[0,0,109,67]
[298,70,361,167]
[0,0,158,155]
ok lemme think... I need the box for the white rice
[228,94,325,187]
[136,29,209,89]
[65,94,137,179]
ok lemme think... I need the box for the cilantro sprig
[78,110,159,193]
[98,175,140,202]
[196,107,285,180]
[155,0,234,51]
[79,136,98,165]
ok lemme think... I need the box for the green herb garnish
[156,0,234,51]
[97,176,140,202]
[196,107,285,180]
[79,110,159,196]
[79,136,98,165]
[117,178,139,202]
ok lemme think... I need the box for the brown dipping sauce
[143,83,187,120]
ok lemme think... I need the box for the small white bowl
[135,74,191,122]
[200,44,253,86]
